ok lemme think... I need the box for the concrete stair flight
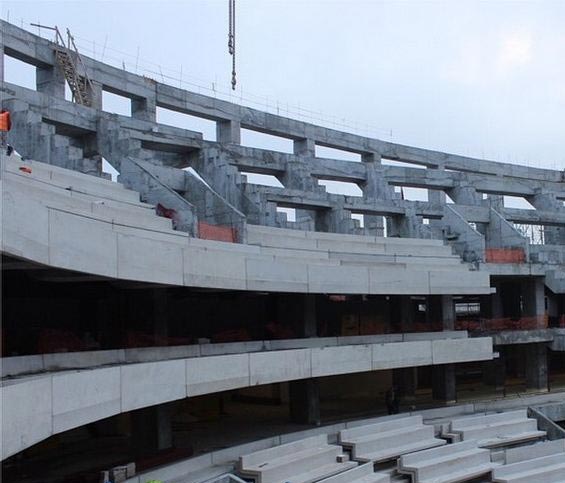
[397,440,495,483]
[338,415,446,463]
[445,409,547,448]
[492,453,565,483]
[237,435,357,483]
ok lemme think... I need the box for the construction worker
[0,109,12,155]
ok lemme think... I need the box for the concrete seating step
[317,463,391,483]
[503,439,565,464]
[398,440,495,483]
[238,435,356,483]
[353,438,447,464]
[492,453,565,483]
[339,416,446,463]
[6,174,173,232]
[6,155,141,203]
[448,410,547,448]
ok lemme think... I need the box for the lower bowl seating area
[233,410,559,483]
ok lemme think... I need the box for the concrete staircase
[338,415,446,463]
[444,409,546,448]
[397,440,495,483]
[3,154,174,232]
[237,435,357,483]
[492,453,565,482]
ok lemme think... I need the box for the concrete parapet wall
[0,335,493,459]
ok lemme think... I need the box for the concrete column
[303,294,317,337]
[429,294,457,403]
[447,183,481,206]
[522,277,545,319]
[432,364,456,403]
[487,194,504,211]
[216,119,241,144]
[525,343,548,392]
[132,96,157,122]
[293,138,316,157]
[153,288,168,343]
[482,352,506,390]
[0,45,4,85]
[428,295,455,331]
[36,64,66,98]
[289,379,320,425]
[131,404,173,452]
[87,80,103,110]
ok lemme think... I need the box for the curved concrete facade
[0,154,491,295]
[1,335,493,460]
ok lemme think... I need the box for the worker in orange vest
[0,110,13,155]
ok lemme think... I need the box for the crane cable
[228,0,236,90]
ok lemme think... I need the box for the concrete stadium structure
[1,20,565,483]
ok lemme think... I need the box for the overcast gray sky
[2,0,564,170]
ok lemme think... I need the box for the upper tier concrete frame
[1,18,565,282]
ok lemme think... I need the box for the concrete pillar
[0,45,4,85]
[522,277,545,319]
[293,138,316,157]
[303,294,317,337]
[429,294,457,403]
[525,343,548,392]
[482,351,506,390]
[432,364,456,403]
[487,194,504,211]
[153,288,168,343]
[216,119,241,144]
[132,96,157,122]
[131,404,173,452]
[428,295,455,331]
[36,64,66,98]
[87,80,103,110]
[447,183,481,206]
[289,379,320,425]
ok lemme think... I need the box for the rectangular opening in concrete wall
[445,193,455,204]
[240,128,293,153]
[102,90,132,117]
[276,207,296,222]
[514,224,546,245]
[65,82,73,102]
[315,145,362,162]
[3,54,36,90]
[102,158,119,182]
[318,179,363,197]
[381,157,426,169]
[241,172,284,188]
[394,186,428,201]
[351,213,365,228]
[156,107,217,141]
[504,196,535,210]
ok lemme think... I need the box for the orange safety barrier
[0,110,11,132]
[485,248,526,263]
[456,315,548,332]
[198,221,237,243]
